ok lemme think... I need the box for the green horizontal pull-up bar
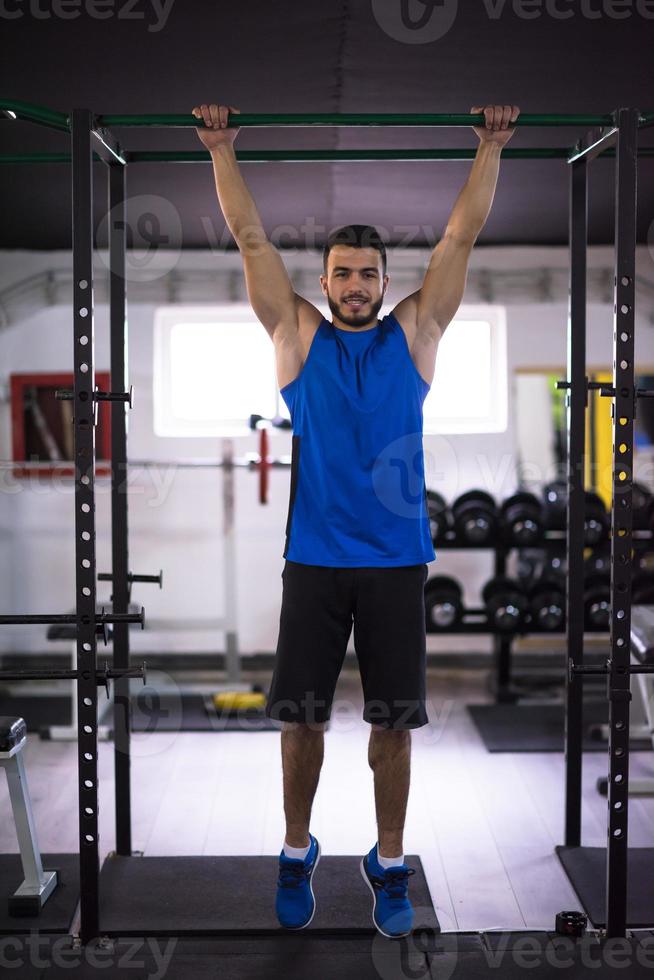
[2,148,652,165]
[127,148,573,161]
[100,111,618,129]
[3,101,654,134]
[0,99,70,132]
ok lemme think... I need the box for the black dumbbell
[543,480,568,530]
[499,491,544,546]
[527,575,566,632]
[516,548,547,589]
[544,549,567,583]
[451,490,498,545]
[635,548,654,574]
[584,572,610,630]
[580,491,642,534]
[584,491,609,546]
[633,571,654,604]
[520,548,566,591]
[542,481,609,545]
[482,576,528,633]
[632,481,654,530]
[424,575,464,631]
[426,490,453,544]
[584,548,612,577]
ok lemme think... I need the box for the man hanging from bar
[192,101,520,939]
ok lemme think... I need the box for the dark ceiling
[0,0,653,251]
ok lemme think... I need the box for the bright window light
[423,306,507,434]
[154,303,506,438]
[154,304,287,437]
[169,322,273,421]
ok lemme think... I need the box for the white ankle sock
[377,843,404,869]
[283,839,311,860]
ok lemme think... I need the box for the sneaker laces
[381,867,415,901]
[278,860,310,889]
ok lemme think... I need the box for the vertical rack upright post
[605,105,638,939]
[71,107,101,944]
[564,153,588,846]
[108,158,133,856]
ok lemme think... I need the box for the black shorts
[265,560,429,730]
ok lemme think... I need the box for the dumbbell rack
[428,528,654,703]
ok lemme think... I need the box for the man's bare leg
[368,726,412,858]
[281,721,327,848]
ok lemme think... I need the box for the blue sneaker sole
[359,855,412,940]
[278,839,321,930]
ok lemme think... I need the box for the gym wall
[1,245,653,657]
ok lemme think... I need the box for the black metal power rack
[0,102,653,943]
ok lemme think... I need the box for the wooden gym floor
[1,667,654,933]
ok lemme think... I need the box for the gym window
[423,306,507,435]
[153,304,290,437]
[153,303,507,438]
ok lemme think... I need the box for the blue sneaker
[360,843,416,939]
[275,834,321,929]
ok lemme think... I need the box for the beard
[326,291,385,329]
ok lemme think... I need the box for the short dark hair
[322,224,387,277]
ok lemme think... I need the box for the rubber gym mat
[130,692,280,733]
[13,935,429,979]
[556,846,654,929]
[23,933,654,979]
[97,853,439,937]
[0,854,79,935]
[428,931,654,978]
[467,701,653,753]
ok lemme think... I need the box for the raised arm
[392,104,520,349]
[193,103,315,343]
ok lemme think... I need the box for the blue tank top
[280,311,436,567]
